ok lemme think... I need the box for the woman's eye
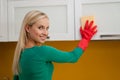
[38,26,43,29]
[38,26,49,30]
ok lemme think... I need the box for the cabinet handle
[100,34,120,38]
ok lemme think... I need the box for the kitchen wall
[0,40,120,80]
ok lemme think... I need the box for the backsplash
[0,40,120,80]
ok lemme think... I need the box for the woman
[13,10,97,80]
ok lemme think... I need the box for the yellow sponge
[81,16,95,30]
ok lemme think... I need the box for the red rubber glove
[78,20,97,50]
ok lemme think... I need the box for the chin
[40,40,46,44]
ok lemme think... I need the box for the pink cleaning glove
[78,20,97,50]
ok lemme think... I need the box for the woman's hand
[78,20,97,50]
[80,20,97,41]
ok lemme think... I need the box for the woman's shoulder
[37,45,55,50]
[23,45,56,54]
[24,45,51,50]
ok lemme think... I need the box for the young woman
[12,10,97,80]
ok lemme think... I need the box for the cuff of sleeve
[78,39,89,50]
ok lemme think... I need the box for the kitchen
[0,0,120,80]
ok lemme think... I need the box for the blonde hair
[12,10,48,75]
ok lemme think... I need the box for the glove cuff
[78,39,89,50]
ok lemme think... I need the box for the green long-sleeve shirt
[14,45,83,80]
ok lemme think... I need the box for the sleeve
[43,46,84,63]
[13,75,19,80]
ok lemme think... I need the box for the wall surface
[0,40,120,80]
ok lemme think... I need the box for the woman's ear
[25,25,30,33]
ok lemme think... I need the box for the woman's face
[26,18,49,45]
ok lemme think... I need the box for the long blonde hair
[12,10,48,75]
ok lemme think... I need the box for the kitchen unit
[0,0,120,42]
[75,0,120,40]
[8,0,75,41]
[0,0,8,41]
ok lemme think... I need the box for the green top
[13,45,83,80]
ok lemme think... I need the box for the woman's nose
[43,29,48,35]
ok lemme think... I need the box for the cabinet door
[75,0,120,40]
[8,0,74,41]
[0,0,8,41]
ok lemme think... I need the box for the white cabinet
[8,0,75,41]
[1,0,119,42]
[0,0,8,41]
[75,0,120,40]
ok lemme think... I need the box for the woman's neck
[25,39,41,48]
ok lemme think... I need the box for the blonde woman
[13,10,97,80]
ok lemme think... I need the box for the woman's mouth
[40,36,47,40]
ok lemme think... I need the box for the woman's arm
[43,46,83,63]
[40,20,97,63]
